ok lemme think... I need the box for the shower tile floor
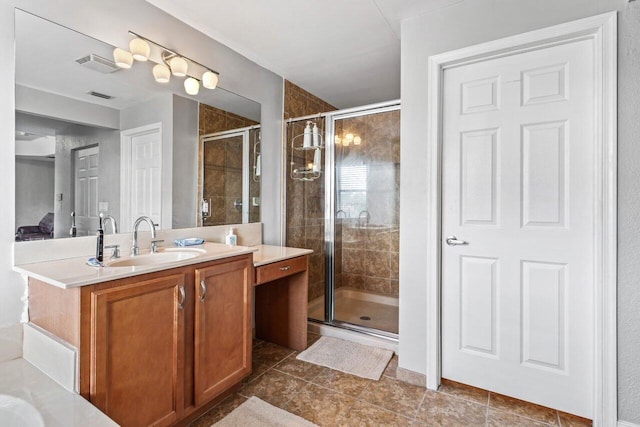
[190,334,591,427]
[308,287,399,334]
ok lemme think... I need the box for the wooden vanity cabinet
[91,274,186,427]
[28,253,253,427]
[194,259,252,405]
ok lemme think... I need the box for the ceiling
[146,0,463,108]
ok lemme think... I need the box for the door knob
[445,235,468,246]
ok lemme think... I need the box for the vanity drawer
[255,256,307,285]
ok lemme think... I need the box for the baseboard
[618,421,640,427]
[23,323,77,392]
[396,366,426,388]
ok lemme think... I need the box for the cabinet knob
[178,286,185,310]
[279,266,291,271]
[200,280,207,302]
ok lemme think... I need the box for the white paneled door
[74,146,100,236]
[441,39,595,417]
[121,124,163,232]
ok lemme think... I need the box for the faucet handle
[105,244,120,259]
[150,239,164,253]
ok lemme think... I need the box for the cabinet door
[91,274,185,427]
[194,258,252,405]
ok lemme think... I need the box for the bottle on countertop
[225,227,237,246]
[69,211,77,237]
[96,213,104,262]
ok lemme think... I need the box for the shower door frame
[320,100,401,340]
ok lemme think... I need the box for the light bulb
[152,64,171,83]
[308,162,314,170]
[334,135,342,146]
[169,57,188,76]
[343,137,350,147]
[113,48,133,69]
[184,77,200,95]
[354,136,362,145]
[202,71,219,89]
[345,133,354,142]
[129,38,150,61]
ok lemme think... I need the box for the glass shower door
[329,107,400,335]
[201,131,249,226]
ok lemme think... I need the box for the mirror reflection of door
[120,123,163,232]
[73,145,99,236]
[202,132,249,226]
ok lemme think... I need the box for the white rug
[213,397,317,427]
[296,336,393,380]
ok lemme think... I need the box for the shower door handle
[445,235,468,246]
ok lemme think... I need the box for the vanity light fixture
[184,77,200,95]
[113,31,220,96]
[169,56,188,77]
[335,132,362,147]
[152,64,171,83]
[202,71,219,89]
[129,38,150,61]
[113,47,133,68]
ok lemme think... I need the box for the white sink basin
[0,395,45,427]
[108,248,206,267]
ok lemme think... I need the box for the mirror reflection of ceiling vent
[75,54,120,73]
[88,91,114,100]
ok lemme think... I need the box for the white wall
[1,0,283,327]
[399,0,639,423]
[15,158,54,228]
[172,94,199,229]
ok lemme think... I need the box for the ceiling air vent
[87,91,114,100]
[75,54,119,73]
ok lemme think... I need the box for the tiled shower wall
[199,104,260,226]
[284,80,336,302]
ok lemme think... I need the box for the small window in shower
[337,164,368,218]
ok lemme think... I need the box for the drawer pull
[279,266,291,271]
[178,286,185,310]
[200,280,207,302]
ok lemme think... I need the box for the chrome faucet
[131,216,161,256]
[358,210,371,227]
[103,215,118,235]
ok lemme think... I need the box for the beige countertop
[13,242,257,289]
[252,244,313,267]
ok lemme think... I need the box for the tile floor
[190,334,591,427]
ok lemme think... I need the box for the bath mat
[213,396,317,427]
[296,336,393,380]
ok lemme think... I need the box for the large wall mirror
[14,9,261,241]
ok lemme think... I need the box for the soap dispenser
[312,122,320,147]
[302,121,312,148]
[225,227,237,246]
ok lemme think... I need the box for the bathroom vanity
[15,240,312,427]
[253,245,313,351]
